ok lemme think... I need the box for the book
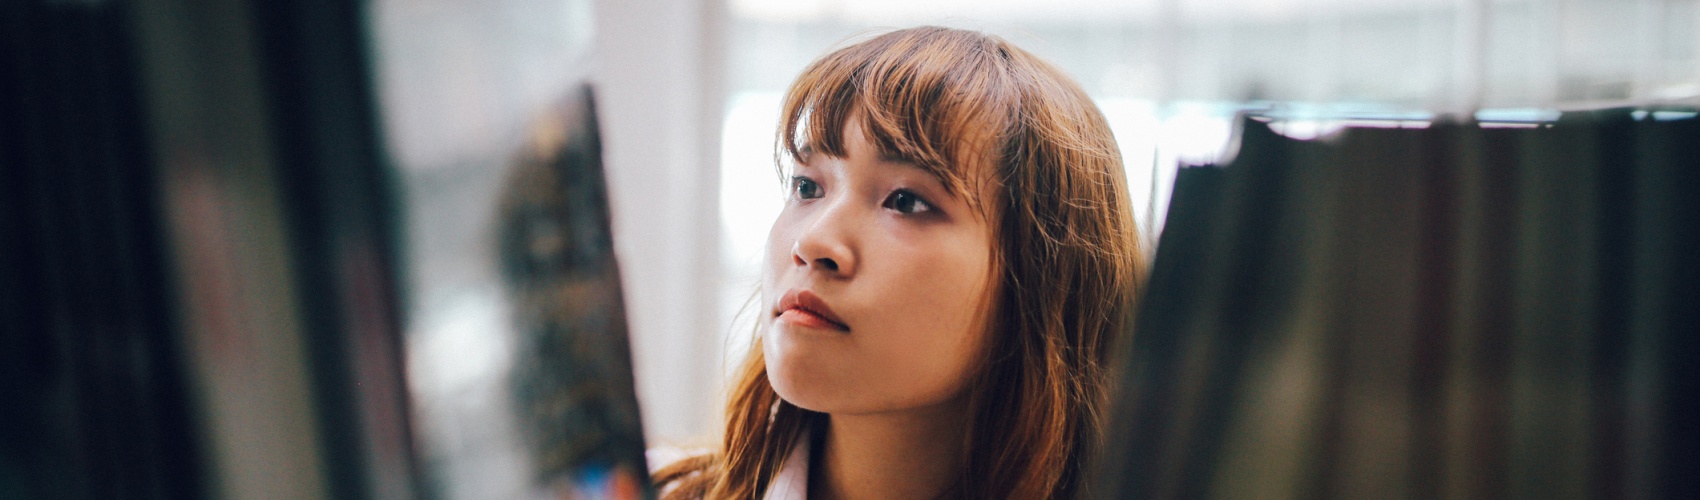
[497,84,651,500]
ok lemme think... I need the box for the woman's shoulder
[648,446,714,499]
[646,435,810,500]
[647,446,710,474]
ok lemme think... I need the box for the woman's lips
[776,289,849,331]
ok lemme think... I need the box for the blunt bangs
[777,27,1019,203]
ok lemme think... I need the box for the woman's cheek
[762,212,798,291]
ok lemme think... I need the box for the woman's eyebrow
[887,162,961,196]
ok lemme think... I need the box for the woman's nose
[791,207,856,277]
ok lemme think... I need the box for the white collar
[762,431,811,500]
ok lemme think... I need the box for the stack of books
[1099,110,1700,499]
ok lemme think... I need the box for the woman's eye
[883,190,933,214]
[791,176,823,200]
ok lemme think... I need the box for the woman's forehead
[798,123,987,183]
[804,113,994,171]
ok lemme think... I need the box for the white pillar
[594,0,728,447]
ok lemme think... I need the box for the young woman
[654,26,1145,499]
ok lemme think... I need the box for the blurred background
[4,0,1698,498]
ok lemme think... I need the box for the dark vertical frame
[0,1,206,498]
[246,1,421,498]
[1,0,420,497]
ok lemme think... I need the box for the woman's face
[762,117,999,416]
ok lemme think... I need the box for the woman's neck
[808,398,968,500]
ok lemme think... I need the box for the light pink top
[761,433,810,500]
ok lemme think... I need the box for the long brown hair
[654,26,1145,499]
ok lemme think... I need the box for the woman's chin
[766,362,834,412]
[766,329,835,404]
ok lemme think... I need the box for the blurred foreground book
[1099,110,1700,499]
[497,85,650,500]
[0,2,647,498]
